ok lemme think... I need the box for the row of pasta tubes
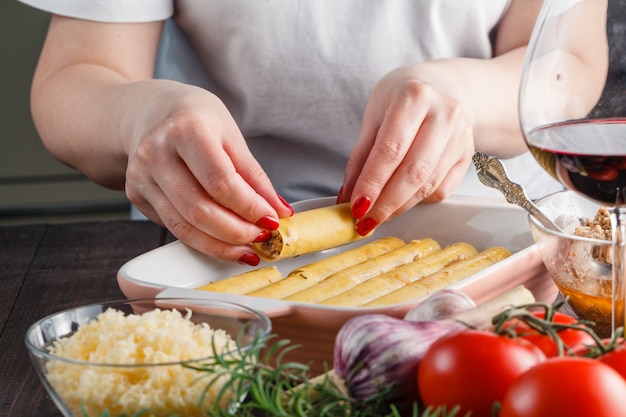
[197,236,512,307]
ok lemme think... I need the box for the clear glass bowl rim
[528,190,613,246]
[24,297,272,368]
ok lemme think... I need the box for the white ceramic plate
[117,195,557,372]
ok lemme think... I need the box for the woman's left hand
[338,63,474,236]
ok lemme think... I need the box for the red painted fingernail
[256,215,280,230]
[238,253,260,266]
[336,186,344,204]
[356,217,378,236]
[253,230,272,243]
[351,196,371,219]
[278,195,294,216]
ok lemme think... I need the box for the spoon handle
[472,152,562,233]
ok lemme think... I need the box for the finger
[126,190,161,225]
[421,158,471,203]
[131,177,262,264]
[350,86,433,211]
[384,149,472,217]
[175,123,287,224]
[358,108,472,227]
[224,138,294,217]
[365,126,452,224]
[152,155,269,245]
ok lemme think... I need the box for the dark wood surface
[0,220,175,417]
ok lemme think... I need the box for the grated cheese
[46,307,240,417]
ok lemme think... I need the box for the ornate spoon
[472,151,611,276]
[472,151,562,232]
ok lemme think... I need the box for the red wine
[526,119,626,206]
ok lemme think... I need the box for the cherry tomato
[500,357,626,417]
[598,342,626,380]
[503,311,595,357]
[417,330,545,417]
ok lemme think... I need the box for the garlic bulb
[333,285,535,409]
[334,314,462,407]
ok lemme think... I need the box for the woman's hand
[339,0,546,235]
[124,82,294,265]
[338,63,475,236]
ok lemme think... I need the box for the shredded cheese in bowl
[26,299,271,417]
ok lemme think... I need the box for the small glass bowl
[25,298,272,417]
[529,190,613,337]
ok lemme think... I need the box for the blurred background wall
[0,1,130,226]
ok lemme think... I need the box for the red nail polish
[278,195,294,216]
[256,215,280,230]
[352,196,371,219]
[336,186,344,204]
[253,230,272,243]
[356,217,378,236]
[238,253,260,266]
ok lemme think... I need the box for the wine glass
[519,0,626,333]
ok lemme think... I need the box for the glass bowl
[25,298,272,417]
[529,190,613,337]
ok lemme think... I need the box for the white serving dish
[118,195,557,374]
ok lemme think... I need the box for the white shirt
[18,0,563,202]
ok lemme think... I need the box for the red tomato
[417,330,545,417]
[503,311,595,357]
[500,357,626,417]
[598,342,626,380]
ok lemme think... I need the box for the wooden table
[0,220,175,417]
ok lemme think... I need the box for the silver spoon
[472,152,562,233]
[472,151,612,276]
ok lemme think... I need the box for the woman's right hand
[124,82,294,264]
[30,16,293,265]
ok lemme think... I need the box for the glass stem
[611,207,626,334]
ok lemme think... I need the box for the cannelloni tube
[320,275,406,307]
[247,237,405,299]
[252,203,368,261]
[195,266,283,295]
[284,238,441,304]
[319,242,478,307]
[363,246,512,307]
[288,236,406,282]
